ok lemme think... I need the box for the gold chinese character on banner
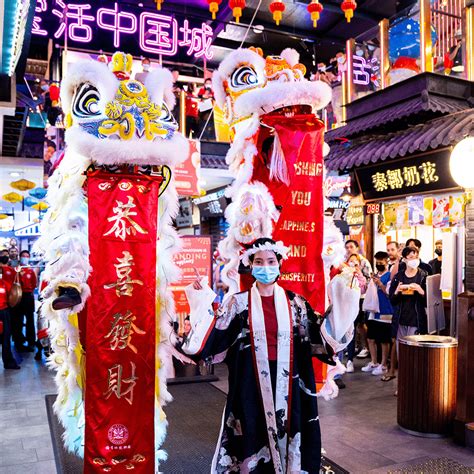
[372,172,388,192]
[104,251,144,297]
[402,166,421,187]
[419,161,439,184]
[386,169,404,189]
[105,310,146,353]
[103,196,148,241]
[104,362,138,405]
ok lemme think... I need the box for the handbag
[8,271,22,307]
[362,279,380,313]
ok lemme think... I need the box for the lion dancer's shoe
[52,286,82,310]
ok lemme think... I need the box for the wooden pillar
[420,0,433,72]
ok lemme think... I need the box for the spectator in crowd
[362,251,393,376]
[389,246,428,339]
[391,238,433,277]
[344,240,372,367]
[44,139,57,177]
[185,83,200,138]
[429,239,442,275]
[135,57,151,83]
[11,251,37,352]
[0,250,20,370]
[8,247,19,267]
[198,78,215,140]
[448,29,464,76]
[386,241,399,271]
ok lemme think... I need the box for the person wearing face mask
[389,246,428,339]
[428,239,442,275]
[178,238,344,473]
[11,251,37,351]
[0,249,21,370]
[391,238,433,277]
[134,57,151,83]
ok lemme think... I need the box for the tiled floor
[1,353,473,473]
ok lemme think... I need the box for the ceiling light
[253,25,264,34]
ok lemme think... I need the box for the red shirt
[0,265,15,286]
[0,277,12,310]
[262,295,278,361]
[20,267,37,293]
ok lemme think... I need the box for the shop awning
[325,108,474,171]
[326,93,470,140]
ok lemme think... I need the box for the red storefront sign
[85,172,161,473]
[174,140,200,196]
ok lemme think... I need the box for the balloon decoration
[307,0,324,28]
[10,179,35,191]
[49,84,60,107]
[24,197,39,208]
[2,192,23,203]
[389,17,438,61]
[269,0,285,25]
[206,0,222,19]
[29,187,47,199]
[32,202,49,211]
[341,0,357,23]
[229,0,246,23]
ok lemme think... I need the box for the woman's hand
[395,282,403,294]
[193,279,203,290]
[410,283,424,295]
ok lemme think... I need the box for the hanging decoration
[307,0,324,28]
[155,0,163,10]
[2,192,23,203]
[207,0,222,19]
[269,0,285,25]
[29,187,47,199]
[49,84,60,107]
[229,0,246,23]
[341,0,357,23]
[10,179,35,191]
[24,197,38,208]
[0,214,8,220]
[32,201,49,211]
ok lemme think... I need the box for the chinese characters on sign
[105,310,146,353]
[104,251,144,297]
[104,196,148,241]
[372,161,439,192]
[104,362,138,405]
[353,55,380,87]
[33,0,214,60]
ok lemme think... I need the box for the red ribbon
[85,172,161,473]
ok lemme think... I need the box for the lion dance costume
[213,47,360,395]
[35,52,188,472]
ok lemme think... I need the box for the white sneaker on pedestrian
[346,361,354,373]
[361,362,378,372]
[356,348,370,358]
[372,365,387,376]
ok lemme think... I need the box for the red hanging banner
[85,172,161,473]
[254,115,325,314]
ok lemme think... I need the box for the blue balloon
[24,197,38,207]
[389,17,438,61]
[29,187,47,199]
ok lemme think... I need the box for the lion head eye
[230,65,260,89]
[72,83,101,119]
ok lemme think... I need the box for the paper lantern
[206,0,222,19]
[155,0,163,9]
[2,192,23,203]
[229,0,246,23]
[49,84,60,107]
[307,0,323,28]
[24,197,38,207]
[450,137,474,189]
[10,179,35,191]
[32,202,49,211]
[269,0,285,25]
[29,187,47,199]
[341,0,357,23]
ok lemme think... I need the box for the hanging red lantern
[307,0,324,28]
[269,0,285,26]
[206,0,222,19]
[341,0,357,22]
[229,0,246,23]
[155,0,163,10]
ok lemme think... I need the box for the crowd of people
[0,245,39,370]
[332,237,442,391]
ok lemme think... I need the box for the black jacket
[389,269,428,334]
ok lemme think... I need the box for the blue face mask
[20,257,29,266]
[251,265,280,284]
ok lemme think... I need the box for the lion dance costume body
[213,47,360,396]
[35,52,188,472]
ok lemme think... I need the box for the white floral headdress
[241,240,289,266]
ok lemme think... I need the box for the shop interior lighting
[340,186,352,202]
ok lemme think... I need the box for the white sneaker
[356,348,370,358]
[361,362,378,372]
[372,365,387,376]
[346,361,354,373]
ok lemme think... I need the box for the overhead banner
[86,172,161,473]
[171,236,212,331]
